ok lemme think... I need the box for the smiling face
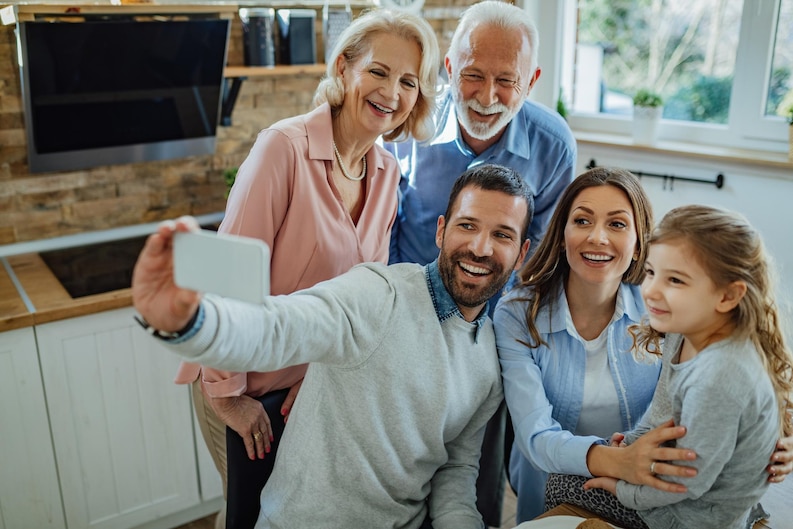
[435,186,530,321]
[446,23,539,146]
[338,32,421,139]
[641,239,736,348]
[564,185,639,293]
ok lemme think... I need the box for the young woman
[495,168,793,522]
[546,204,793,529]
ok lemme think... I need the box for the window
[766,0,793,120]
[557,0,791,152]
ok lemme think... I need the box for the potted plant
[223,167,238,198]
[556,88,568,121]
[632,89,664,145]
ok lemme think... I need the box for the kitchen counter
[0,260,33,332]
[8,252,134,326]
[0,212,224,329]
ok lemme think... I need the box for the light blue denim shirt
[494,282,660,521]
[384,88,576,266]
[426,260,488,342]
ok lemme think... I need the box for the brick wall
[0,1,480,245]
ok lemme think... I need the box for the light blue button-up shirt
[494,282,660,521]
[385,88,577,266]
[425,259,488,343]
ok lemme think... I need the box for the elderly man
[385,2,577,525]
[131,164,533,529]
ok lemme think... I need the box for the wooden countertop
[5,253,133,326]
[0,261,33,332]
[0,213,224,330]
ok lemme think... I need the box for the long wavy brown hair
[630,205,793,436]
[514,167,653,348]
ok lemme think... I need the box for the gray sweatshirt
[166,261,502,529]
[617,333,778,529]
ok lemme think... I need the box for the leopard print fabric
[545,474,769,529]
[545,473,649,529]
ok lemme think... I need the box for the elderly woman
[174,9,440,529]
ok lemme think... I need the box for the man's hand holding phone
[172,227,270,305]
[132,216,271,336]
[132,216,203,334]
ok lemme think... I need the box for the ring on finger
[650,461,657,475]
[253,431,262,441]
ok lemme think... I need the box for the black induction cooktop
[39,223,220,299]
[39,235,148,298]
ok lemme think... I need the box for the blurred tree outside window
[767,0,793,119]
[564,0,792,149]
[573,0,743,124]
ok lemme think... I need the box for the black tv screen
[19,18,230,173]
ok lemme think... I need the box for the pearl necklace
[332,141,366,182]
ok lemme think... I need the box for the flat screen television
[17,16,230,173]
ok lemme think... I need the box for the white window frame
[526,0,789,154]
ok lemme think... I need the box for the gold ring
[253,432,262,440]
[650,461,657,475]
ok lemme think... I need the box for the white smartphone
[173,229,270,304]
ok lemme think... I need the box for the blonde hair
[312,8,440,142]
[631,205,793,436]
[514,167,653,349]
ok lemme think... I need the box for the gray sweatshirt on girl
[617,333,778,529]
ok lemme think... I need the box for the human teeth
[460,262,489,274]
[582,253,613,261]
[370,101,393,113]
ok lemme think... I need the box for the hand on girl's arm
[768,435,793,483]
[586,419,697,493]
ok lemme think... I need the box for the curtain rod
[586,159,725,189]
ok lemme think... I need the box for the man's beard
[453,91,522,142]
[438,248,515,310]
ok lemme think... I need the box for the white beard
[453,93,523,142]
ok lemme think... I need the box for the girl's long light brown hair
[514,167,654,348]
[631,205,793,436]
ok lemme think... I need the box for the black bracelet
[134,308,200,341]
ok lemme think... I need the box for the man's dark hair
[443,164,534,240]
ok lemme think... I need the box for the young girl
[546,204,793,529]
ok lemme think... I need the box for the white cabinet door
[0,327,65,529]
[36,308,199,529]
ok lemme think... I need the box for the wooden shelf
[0,4,238,25]
[224,64,327,78]
[221,64,326,126]
[236,0,372,6]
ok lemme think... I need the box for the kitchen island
[0,217,225,529]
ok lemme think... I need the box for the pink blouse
[174,103,399,397]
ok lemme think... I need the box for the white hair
[447,1,539,73]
